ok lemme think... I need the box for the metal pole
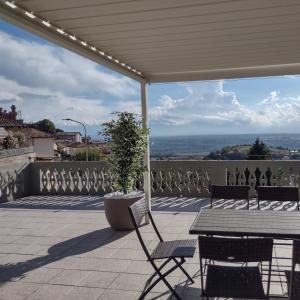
[82,124,88,162]
[62,118,88,161]
[141,80,151,223]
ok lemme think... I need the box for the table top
[189,209,300,239]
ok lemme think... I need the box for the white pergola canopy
[1,0,300,83]
[1,0,300,213]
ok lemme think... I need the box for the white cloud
[150,95,184,123]
[0,30,140,135]
[150,81,240,126]
[0,76,111,127]
[0,31,138,98]
[115,100,141,114]
[150,80,300,133]
[258,90,279,105]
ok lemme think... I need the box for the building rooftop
[0,105,23,127]
[56,132,82,136]
[8,127,53,139]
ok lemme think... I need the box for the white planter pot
[104,191,145,231]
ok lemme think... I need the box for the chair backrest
[257,186,298,202]
[199,236,273,262]
[128,197,163,259]
[128,197,149,228]
[211,185,249,200]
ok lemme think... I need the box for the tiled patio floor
[0,196,292,299]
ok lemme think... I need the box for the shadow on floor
[0,195,210,212]
[0,195,298,213]
[0,195,105,210]
[0,227,130,286]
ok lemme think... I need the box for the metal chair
[128,198,197,300]
[210,185,250,209]
[199,236,273,299]
[285,240,300,300]
[257,186,299,210]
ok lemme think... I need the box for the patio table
[189,209,300,239]
[190,209,300,299]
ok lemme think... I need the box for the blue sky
[1,19,300,138]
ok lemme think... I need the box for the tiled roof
[0,115,23,127]
[67,142,85,148]
[7,127,54,139]
[56,132,82,136]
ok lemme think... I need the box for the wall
[32,138,54,159]
[76,134,82,143]
[0,152,35,202]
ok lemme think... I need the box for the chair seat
[204,265,266,299]
[151,239,196,260]
[285,270,300,299]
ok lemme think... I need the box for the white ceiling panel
[1,0,300,82]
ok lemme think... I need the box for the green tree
[2,132,26,149]
[34,119,56,133]
[2,134,18,149]
[101,112,148,194]
[13,132,26,147]
[247,138,271,160]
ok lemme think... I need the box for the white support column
[141,80,151,222]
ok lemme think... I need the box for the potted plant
[102,112,148,230]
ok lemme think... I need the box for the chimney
[11,105,17,120]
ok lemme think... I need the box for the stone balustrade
[30,161,114,196]
[30,160,300,197]
[1,160,300,201]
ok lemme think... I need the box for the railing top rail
[0,146,34,159]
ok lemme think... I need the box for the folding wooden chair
[199,236,273,299]
[128,198,197,300]
[210,185,250,209]
[257,186,299,210]
[285,240,300,300]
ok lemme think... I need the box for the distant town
[1,105,300,161]
[0,105,109,161]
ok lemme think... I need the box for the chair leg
[173,258,194,283]
[140,260,183,299]
[148,258,172,282]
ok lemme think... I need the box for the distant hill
[203,144,292,160]
[203,144,249,160]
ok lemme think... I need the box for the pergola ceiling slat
[133,49,300,67]
[3,0,300,82]
[99,34,300,57]
[81,20,300,44]
[137,55,300,74]
[92,27,300,51]
[49,4,300,29]
[19,0,232,13]
[67,11,300,35]
[148,64,300,83]
[27,0,232,19]
[18,0,138,12]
